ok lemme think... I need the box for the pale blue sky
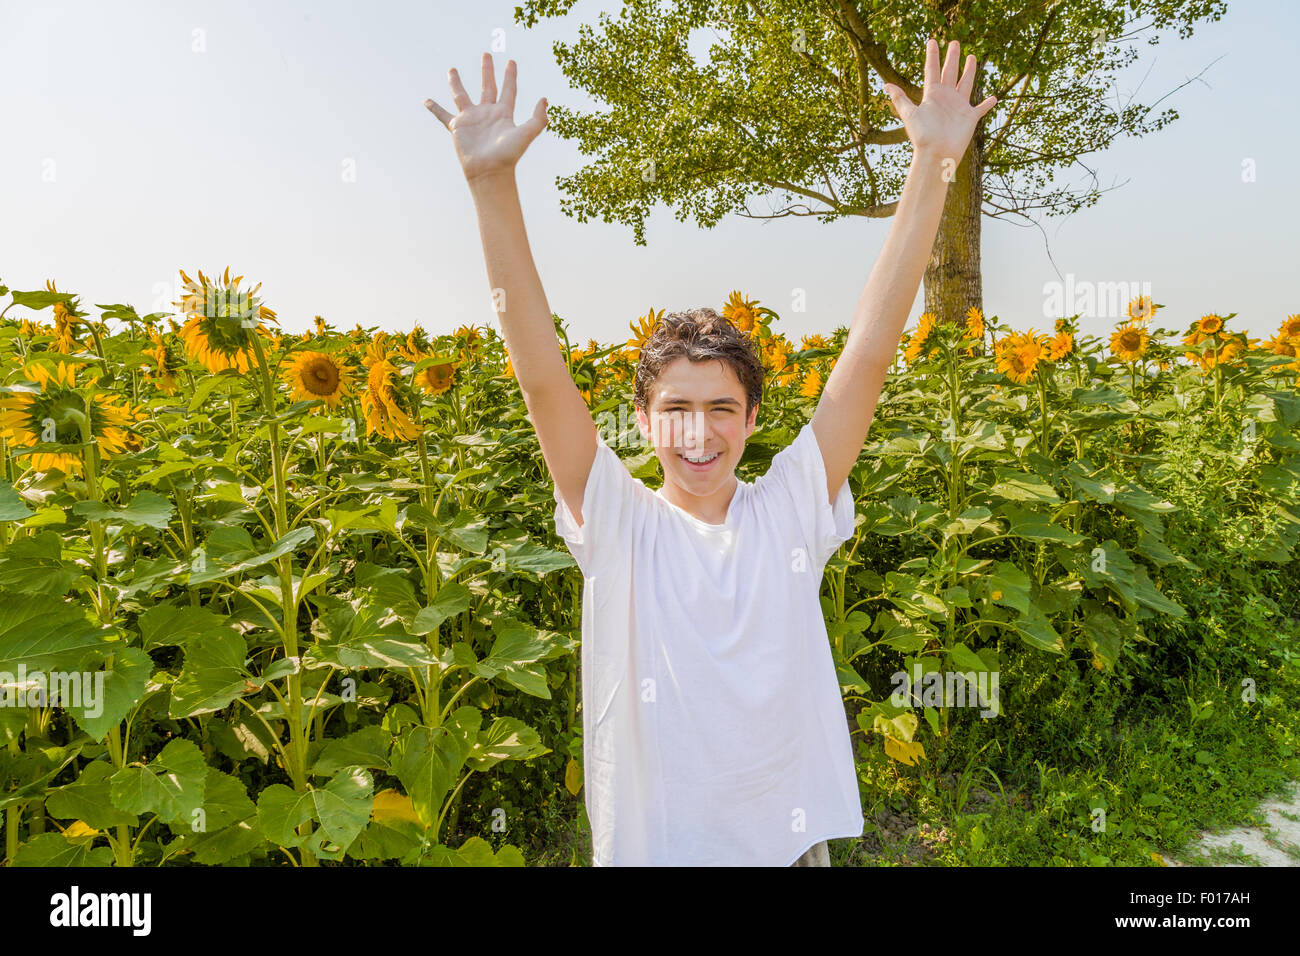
[2,1,1295,348]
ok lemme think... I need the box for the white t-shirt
[552,419,865,865]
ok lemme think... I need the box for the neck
[659,473,740,525]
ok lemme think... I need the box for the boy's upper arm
[524,379,599,528]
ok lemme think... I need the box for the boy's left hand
[883,38,998,162]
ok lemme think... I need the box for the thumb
[522,97,549,139]
[883,83,911,117]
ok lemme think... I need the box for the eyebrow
[657,396,743,408]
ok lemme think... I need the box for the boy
[425,40,996,866]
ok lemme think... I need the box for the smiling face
[636,356,758,509]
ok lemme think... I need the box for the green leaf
[985,562,1033,614]
[0,594,115,671]
[68,646,154,740]
[0,480,33,522]
[72,492,174,531]
[139,604,231,650]
[1082,610,1130,670]
[311,725,393,777]
[1000,503,1087,545]
[392,708,482,827]
[109,738,207,827]
[0,531,80,595]
[467,717,550,772]
[942,506,994,539]
[12,832,116,867]
[169,628,253,718]
[45,760,140,830]
[301,767,374,860]
[408,583,472,635]
[989,468,1060,504]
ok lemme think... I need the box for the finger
[957,54,977,96]
[940,39,960,86]
[973,94,998,120]
[882,83,913,121]
[448,67,473,111]
[521,97,549,141]
[501,58,518,116]
[923,37,939,89]
[481,51,498,104]
[424,97,454,128]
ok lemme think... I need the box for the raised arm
[811,38,997,505]
[426,53,600,527]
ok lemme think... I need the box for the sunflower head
[1046,330,1074,362]
[360,358,422,441]
[799,366,824,398]
[1127,295,1157,325]
[722,291,768,337]
[173,267,278,375]
[1109,323,1150,363]
[903,312,940,365]
[965,307,986,341]
[0,359,144,474]
[1280,314,1300,342]
[627,308,664,350]
[314,315,328,337]
[414,356,459,397]
[1195,313,1225,337]
[995,329,1047,383]
[281,351,350,410]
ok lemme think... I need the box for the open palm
[425,52,548,183]
[883,39,997,161]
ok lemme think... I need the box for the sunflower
[1046,330,1074,362]
[996,329,1048,384]
[0,360,143,474]
[1280,313,1300,342]
[361,332,390,369]
[360,359,422,441]
[800,366,825,398]
[903,312,938,365]
[454,324,486,361]
[723,291,764,336]
[18,318,42,338]
[143,331,180,394]
[965,306,985,341]
[1188,313,1225,343]
[398,325,429,363]
[762,335,796,384]
[173,267,278,374]
[314,315,327,337]
[45,280,83,354]
[1127,295,1157,325]
[414,356,459,397]
[281,351,350,409]
[799,333,830,351]
[1109,324,1150,363]
[627,308,664,350]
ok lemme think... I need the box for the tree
[514,0,1227,324]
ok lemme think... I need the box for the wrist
[466,166,518,191]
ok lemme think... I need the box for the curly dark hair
[632,307,765,419]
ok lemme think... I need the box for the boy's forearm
[842,148,952,369]
[467,169,571,397]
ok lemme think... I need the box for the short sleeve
[552,433,649,577]
[756,421,856,570]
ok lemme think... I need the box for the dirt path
[1159,780,1300,866]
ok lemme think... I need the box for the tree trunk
[923,123,984,327]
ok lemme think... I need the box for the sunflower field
[2,272,1299,866]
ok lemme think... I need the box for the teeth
[684,453,718,464]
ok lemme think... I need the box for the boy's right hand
[425,52,549,184]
